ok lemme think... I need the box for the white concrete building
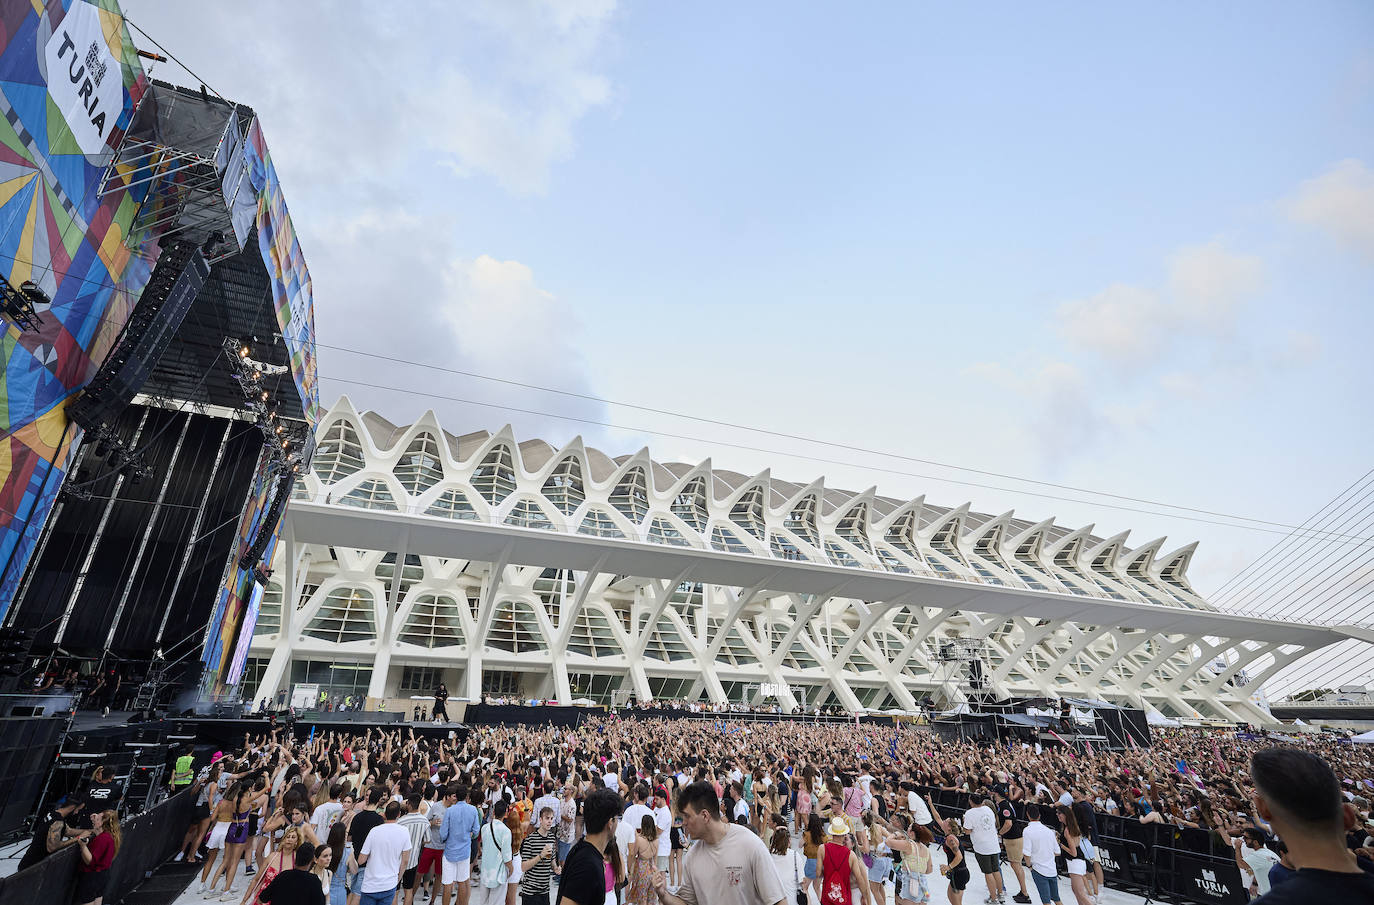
[242,398,1365,724]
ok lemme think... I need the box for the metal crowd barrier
[0,787,194,905]
[915,787,1249,905]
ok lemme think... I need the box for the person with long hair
[625,814,658,905]
[802,812,825,902]
[1055,806,1091,905]
[177,760,222,864]
[603,834,625,904]
[239,824,301,905]
[504,802,526,905]
[326,822,355,905]
[937,819,969,905]
[312,840,335,898]
[881,815,932,905]
[668,809,686,888]
[769,826,806,905]
[75,809,120,905]
[215,775,258,889]
[201,780,241,895]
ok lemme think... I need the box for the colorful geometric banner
[0,0,156,611]
[242,118,319,429]
[201,448,282,687]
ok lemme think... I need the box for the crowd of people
[18,717,1374,905]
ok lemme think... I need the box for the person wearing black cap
[1250,747,1374,903]
[18,796,85,870]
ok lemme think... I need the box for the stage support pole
[106,411,192,649]
[156,418,234,645]
[54,409,151,645]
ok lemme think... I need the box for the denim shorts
[804,858,817,879]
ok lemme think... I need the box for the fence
[0,787,194,905]
[917,786,1251,905]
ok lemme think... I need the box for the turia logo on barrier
[1195,868,1230,897]
[44,0,122,156]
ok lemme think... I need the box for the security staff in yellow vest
[170,746,196,791]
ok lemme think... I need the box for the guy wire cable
[1214,480,1374,613]
[1221,503,1374,619]
[1210,470,1374,607]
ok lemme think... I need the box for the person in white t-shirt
[963,795,1005,903]
[618,784,655,868]
[359,801,413,900]
[907,787,934,829]
[653,794,673,872]
[603,762,621,793]
[311,784,345,842]
[1234,827,1281,896]
[1019,805,1062,905]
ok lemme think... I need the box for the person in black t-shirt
[1250,748,1374,904]
[558,788,622,905]
[260,841,327,905]
[18,797,85,870]
[79,766,120,828]
[996,795,1030,904]
[349,787,386,894]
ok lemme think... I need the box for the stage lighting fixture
[19,281,50,306]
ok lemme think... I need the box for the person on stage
[434,684,450,722]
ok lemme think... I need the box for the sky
[125,1,1374,692]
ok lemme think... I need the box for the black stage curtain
[13,406,261,658]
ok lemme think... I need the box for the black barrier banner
[1095,836,1153,893]
[1163,850,1248,905]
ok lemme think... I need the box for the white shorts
[207,822,230,850]
[1067,858,1087,876]
[508,859,523,884]
[443,858,472,885]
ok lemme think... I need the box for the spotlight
[259,390,268,401]
[240,345,250,358]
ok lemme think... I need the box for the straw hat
[828,816,850,837]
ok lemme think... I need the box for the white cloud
[126,0,618,199]
[1166,241,1264,329]
[1056,283,1168,364]
[428,0,617,194]
[439,255,594,398]
[1056,240,1265,368]
[1287,158,1374,260]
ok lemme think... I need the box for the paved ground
[165,858,1151,905]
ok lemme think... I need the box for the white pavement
[165,858,1152,905]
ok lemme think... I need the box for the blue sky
[129,1,1374,686]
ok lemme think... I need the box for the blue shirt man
[439,797,481,864]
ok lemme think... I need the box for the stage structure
[0,1,319,705]
[237,400,1371,726]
